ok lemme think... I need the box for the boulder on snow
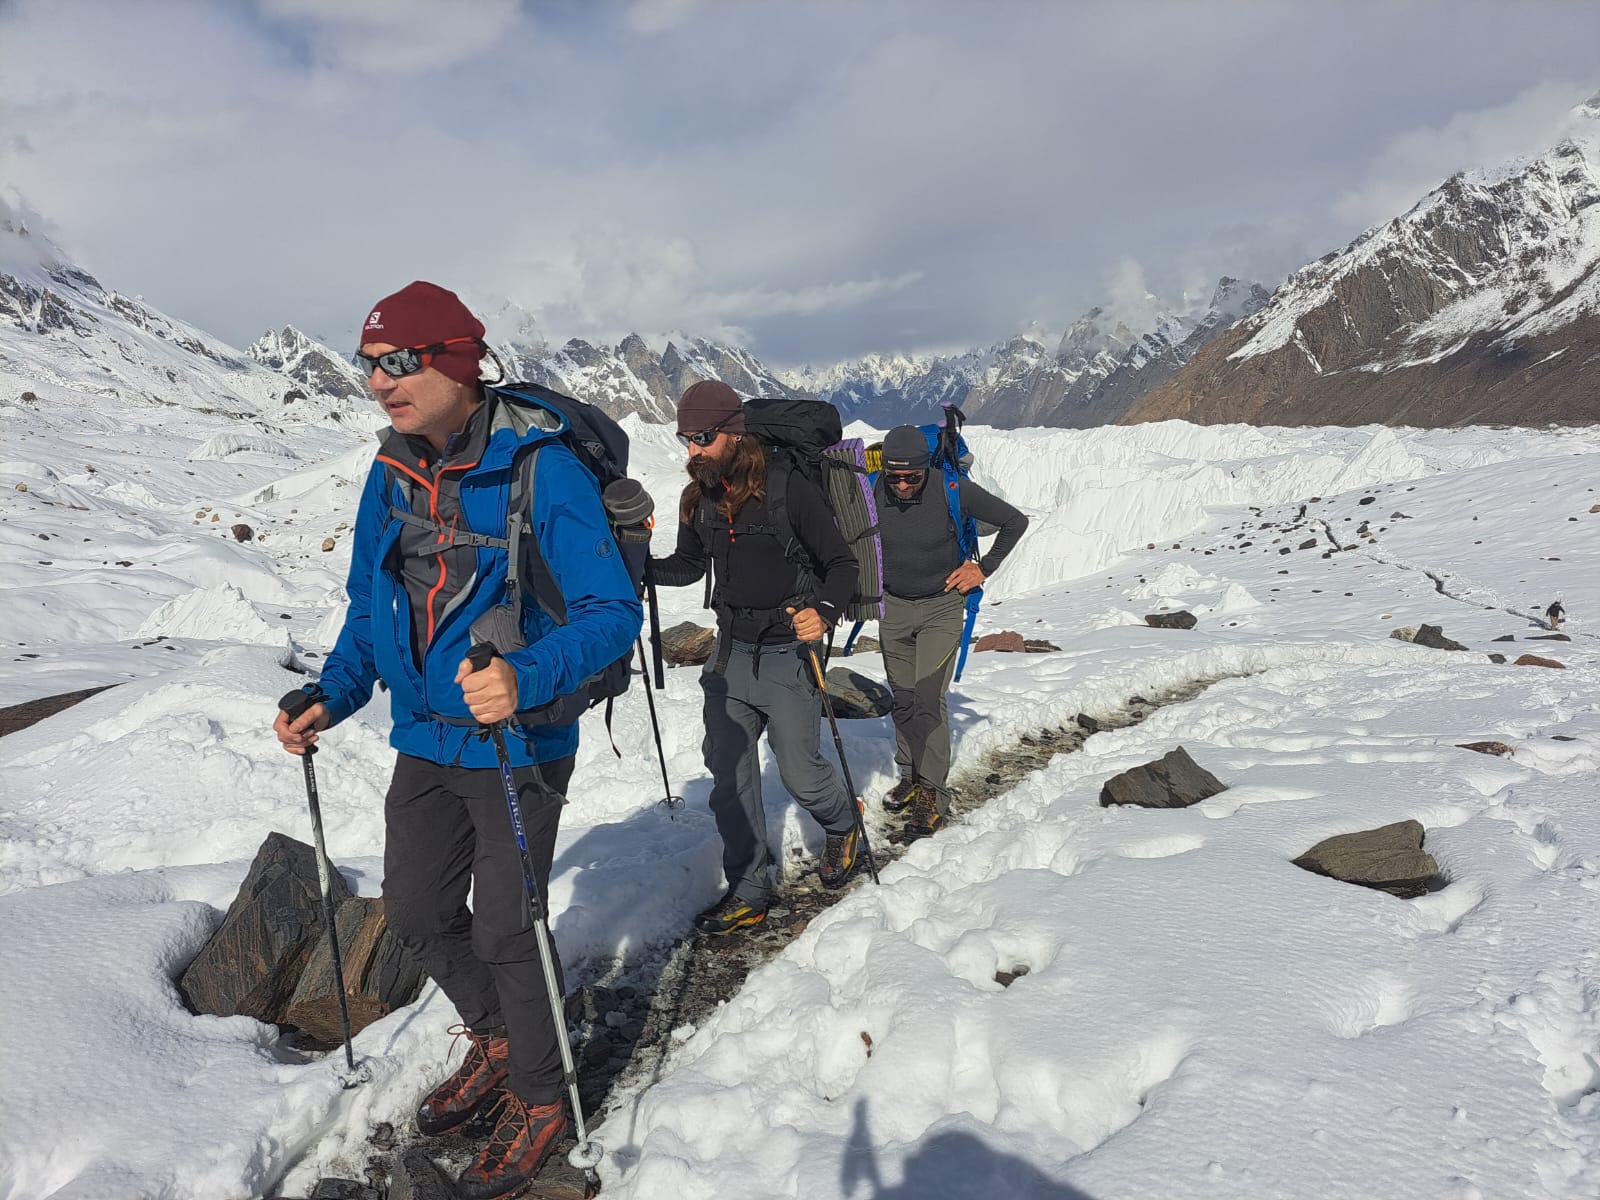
[231,523,254,542]
[660,621,717,666]
[1023,638,1061,652]
[974,631,1026,653]
[1292,820,1439,899]
[1514,653,1565,669]
[832,635,880,656]
[1487,653,1508,664]
[1075,713,1101,734]
[1529,633,1572,642]
[1389,627,1418,643]
[1099,747,1227,809]
[281,897,425,1045]
[822,667,892,719]
[1457,741,1513,757]
[1413,624,1468,651]
[1144,611,1197,630]
[179,831,352,1023]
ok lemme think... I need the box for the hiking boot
[694,891,767,935]
[882,776,920,813]
[818,826,862,889]
[416,1025,510,1137]
[903,787,947,840]
[456,1092,567,1200]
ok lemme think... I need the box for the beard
[686,445,733,488]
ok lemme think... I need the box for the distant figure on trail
[272,281,641,1198]
[1546,600,1565,631]
[874,424,1028,840]
[648,381,864,935]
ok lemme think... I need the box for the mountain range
[1126,90,1600,426]
[5,90,1600,431]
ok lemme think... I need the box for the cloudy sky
[2,0,1598,368]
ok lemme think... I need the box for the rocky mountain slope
[791,279,1267,428]
[1126,92,1600,427]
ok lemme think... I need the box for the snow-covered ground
[2,383,1597,1198]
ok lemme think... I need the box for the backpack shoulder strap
[508,443,570,625]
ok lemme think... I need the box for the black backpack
[697,396,884,627]
[382,382,650,736]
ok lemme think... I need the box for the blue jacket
[316,393,643,769]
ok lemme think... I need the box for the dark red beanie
[676,379,746,433]
[360,281,486,386]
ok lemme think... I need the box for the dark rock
[1075,713,1101,734]
[179,832,352,1024]
[308,1182,376,1200]
[1530,633,1572,641]
[994,965,1031,988]
[1358,496,1375,505]
[1487,653,1507,664]
[823,667,892,719]
[1144,611,1197,630]
[1390,511,1411,520]
[1278,547,1291,555]
[389,1147,456,1200]
[230,523,254,542]
[973,631,1026,653]
[1022,639,1061,652]
[660,621,716,666]
[832,635,879,656]
[1413,624,1468,651]
[1492,635,1516,642]
[1298,537,1319,549]
[1099,747,1227,809]
[1513,654,1564,669]
[1457,741,1513,757]
[1292,820,1439,898]
[282,897,425,1044]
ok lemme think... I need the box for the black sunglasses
[676,415,735,448]
[885,470,927,485]
[353,337,481,379]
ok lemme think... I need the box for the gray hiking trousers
[700,639,856,907]
[880,589,967,791]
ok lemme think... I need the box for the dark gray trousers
[880,589,967,791]
[700,640,856,907]
[382,751,575,1105]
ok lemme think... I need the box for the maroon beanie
[360,281,486,386]
[675,379,746,434]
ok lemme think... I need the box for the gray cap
[881,425,931,471]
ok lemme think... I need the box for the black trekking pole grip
[466,643,499,673]
[805,646,880,885]
[278,687,326,756]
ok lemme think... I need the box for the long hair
[680,435,767,525]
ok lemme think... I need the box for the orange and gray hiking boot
[902,787,947,840]
[416,1024,510,1137]
[456,1092,567,1200]
[882,776,920,813]
[818,826,862,889]
[694,891,767,935]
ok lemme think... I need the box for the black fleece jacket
[651,471,858,644]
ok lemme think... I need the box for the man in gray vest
[874,425,1028,838]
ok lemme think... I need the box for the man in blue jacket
[273,282,641,1199]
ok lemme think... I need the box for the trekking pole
[803,645,880,885]
[464,645,602,1177]
[276,687,365,1088]
[637,636,684,814]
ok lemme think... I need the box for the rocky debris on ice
[1099,747,1228,809]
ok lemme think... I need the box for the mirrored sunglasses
[885,470,927,485]
[353,337,480,379]
[676,416,734,448]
